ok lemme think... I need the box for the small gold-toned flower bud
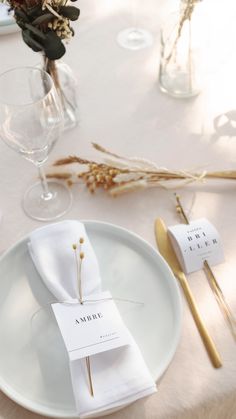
[88,175,95,183]
[72,244,77,250]
[80,252,84,259]
[79,238,84,244]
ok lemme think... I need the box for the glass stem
[188,17,193,92]
[131,0,137,28]
[38,165,53,201]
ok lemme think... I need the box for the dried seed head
[79,238,84,244]
[80,252,85,259]
[72,244,77,250]
[88,175,95,183]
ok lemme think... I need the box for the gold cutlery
[175,194,236,342]
[155,218,222,369]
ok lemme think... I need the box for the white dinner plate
[0,3,20,35]
[0,220,182,417]
[0,22,19,35]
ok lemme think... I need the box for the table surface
[1,0,236,418]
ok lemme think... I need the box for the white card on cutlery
[52,291,130,361]
[168,218,224,274]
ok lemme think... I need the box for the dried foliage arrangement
[5,0,80,60]
[47,143,236,196]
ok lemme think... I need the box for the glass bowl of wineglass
[0,66,72,221]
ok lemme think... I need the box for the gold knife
[155,218,222,369]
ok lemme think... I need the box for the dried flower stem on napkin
[72,239,94,396]
[47,143,236,196]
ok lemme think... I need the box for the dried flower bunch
[6,0,80,59]
[47,143,236,196]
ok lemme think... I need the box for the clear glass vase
[159,0,203,98]
[43,58,78,130]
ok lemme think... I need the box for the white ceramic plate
[0,3,19,35]
[0,220,182,417]
[0,22,19,35]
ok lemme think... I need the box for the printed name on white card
[168,218,224,274]
[52,291,130,361]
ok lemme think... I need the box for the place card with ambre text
[52,291,130,361]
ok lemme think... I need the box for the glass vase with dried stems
[43,56,78,130]
[159,0,204,98]
[6,0,80,130]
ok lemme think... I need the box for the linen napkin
[29,220,156,417]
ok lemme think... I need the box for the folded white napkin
[29,220,156,417]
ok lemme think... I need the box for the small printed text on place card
[168,218,224,274]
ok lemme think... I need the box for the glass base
[159,72,201,98]
[23,180,72,221]
[117,28,153,50]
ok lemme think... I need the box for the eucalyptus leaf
[15,19,26,30]
[22,29,43,52]
[32,13,54,26]
[14,9,29,23]
[43,31,66,60]
[24,23,47,40]
[27,5,42,18]
[59,6,80,21]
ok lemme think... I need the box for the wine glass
[117,0,153,50]
[0,66,72,221]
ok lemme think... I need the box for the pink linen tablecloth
[0,0,236,418]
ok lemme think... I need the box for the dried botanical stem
[47,172,72,179]
[166,0,199,64]
[205,171,236,180]
[54,156,97,166]
[86,356,94,397]
[72,240,94,396]
[48,143,236,196]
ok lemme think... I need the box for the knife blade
[155,218,222,369]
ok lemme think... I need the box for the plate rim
[0,21,20,35]
[0,219,183,418]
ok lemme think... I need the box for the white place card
[52,291,130,361]
[168,218,224,274]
